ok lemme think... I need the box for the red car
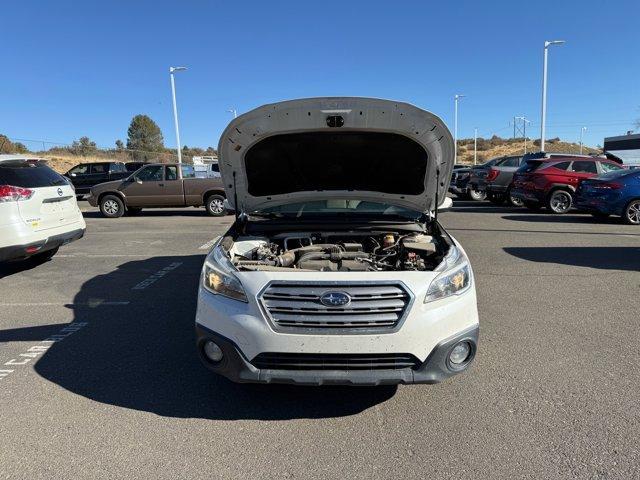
[510,157,625,213]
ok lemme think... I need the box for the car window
[0,161,68,188]
[211,163,220,173]
[91,164,107,174]
[135,165,164,182]
[165,165,178,180]
[517,160,544,173]
[500,157,520,167]
[69,164,89,175]
[571,161,598,174]
[600,162,623,173]
[552,161,571,171]
[181,164,196,178]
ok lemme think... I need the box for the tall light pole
[473,127,478,165]
[580,126,587,154]
[540,40,565,152]
[454,94,465,164]
[169,66,187,163]
[227,108,238,119]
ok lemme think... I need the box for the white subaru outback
[195,98,479,386]
[0,156,85,264]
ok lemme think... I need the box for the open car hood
[218,97,454,214]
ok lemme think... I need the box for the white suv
[0,155,86,263]
[195,98,479,386]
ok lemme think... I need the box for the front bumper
[0,228,85,262]
[196,323,479,386]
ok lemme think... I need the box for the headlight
[202,245,247,302]
[425,245,471,302]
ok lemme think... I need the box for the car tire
[547,190,573,214]
[468,188,487,201]
[523,201,542,211]
[127,207,143,216]
[100,194,125,218]
[623,199,640,225]
[507,190,524,207]
[488,193,506,205]
[205,194,226,216]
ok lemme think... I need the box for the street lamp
[454,94,465,164]
[169,66,187,163]
[540,40,565,152]
[227,108,238,119]
[580,126,587,154]
[473,127,478,165]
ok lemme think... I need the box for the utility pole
[580,126,587,154]
[514,116,531,154]
[540,40,565,151]
[454,94,465,164]
[227,108,238,119]
[169,66,187,164]
[473,128,478,165]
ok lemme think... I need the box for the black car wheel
[547,190,573,214]
[507,190,524,207]
[623,199,640,225]
[468,188,487,201]
[205,194,226,216]
[100,194,125,218]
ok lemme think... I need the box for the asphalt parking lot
[1,200,639,479]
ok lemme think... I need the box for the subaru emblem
[57,188,63,196]
[320,291,351,307]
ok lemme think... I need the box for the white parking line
[1,321,88,382]
[132,262,183,290]
[199,236,221,250]
[0,301,130,307]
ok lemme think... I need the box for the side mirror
[135,178,143,184]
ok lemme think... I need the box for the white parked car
[0,155,86,264]
[195,98,478,386]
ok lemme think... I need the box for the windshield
[252,200,424,220]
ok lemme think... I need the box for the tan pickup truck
[87,163,227,217]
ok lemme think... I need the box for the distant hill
[3,135,600,173]
[455,136,599,165]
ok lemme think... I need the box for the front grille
[251,352,420,370]
[259,282,412,332]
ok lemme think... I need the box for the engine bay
[228,230,446,272]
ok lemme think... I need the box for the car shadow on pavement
[504,246,640,271]
[16,255,396,420]
[502,214,622,225]
[0,256,51,279]
[81,210,233,219]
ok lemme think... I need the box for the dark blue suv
[575,169,640,224]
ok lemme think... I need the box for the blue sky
[1,0,638,151]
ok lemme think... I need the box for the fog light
[203,340,223,362]
[449,341,471,365]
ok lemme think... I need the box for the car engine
[229,231,443,272]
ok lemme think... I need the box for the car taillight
[593,182,622,190]
[0,185,34,202]
[486,169,499,181]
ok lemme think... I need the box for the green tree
[70,136,97,156]
[115,139,124,150]
[126,115,164,161]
